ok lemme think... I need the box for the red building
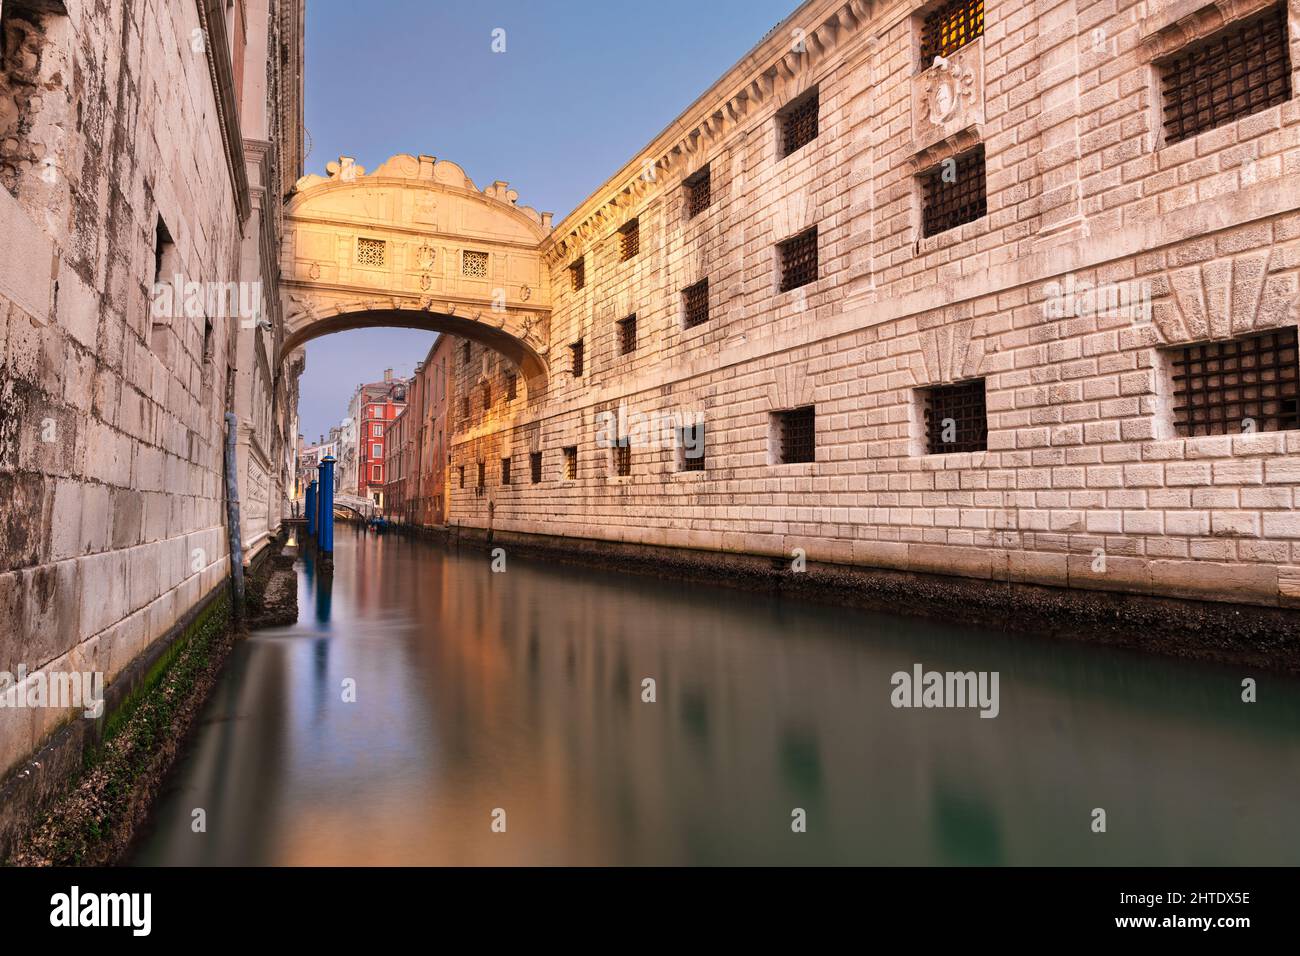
[348,371,408,507]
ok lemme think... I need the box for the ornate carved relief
[911,36,985,154]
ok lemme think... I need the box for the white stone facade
[446,0,1300,610]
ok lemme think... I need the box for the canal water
[130,525,1300,865]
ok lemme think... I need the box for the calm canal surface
[130,525,1300,865]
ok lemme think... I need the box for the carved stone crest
[911,36,985,152]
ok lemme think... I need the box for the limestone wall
[447,0,1300,610]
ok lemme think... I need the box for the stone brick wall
[447,0,1300,611]
[0,0,301,781]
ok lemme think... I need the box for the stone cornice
[542,0,878,265]
[1139,0,1279,60]
[197,0,251,223]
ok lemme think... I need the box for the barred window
[482,383,491,410]
[1166,328,1299,436]
[620,219,640,261]
[919,0,985,65]
[501,457,511,485]
[921,146,987,237]
[686,165,711,218]
[780,89,819,158]
[356,237,386,266]
[613,440,632,477]
[684,279,710,329]
[779,227,818,292]
[775,407,815,464]
[506,373,517,401]
[570,257,585,290]
[458,465,465,489]
[680,423,705,472]
[462,250,489,278]
[476,461,485,490]
[563,445,578,480]
[462,341,471,364]
[618,314,637,355]
[530,451,542,483]
[921,379,988,454]
[1159,4,1291,146]
[570,339,584,377]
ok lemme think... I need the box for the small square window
[921,379,988,454]
[1159,4,1291,145]
[356,237,386,266]
[686,165,711,218]
[501,457,511,485]
[570,257,585,290]
[530,451,542,483]
[921,146,987,237]
[679,423,705,472]
[563,445,578,480]
[620,219,640,261]
[618,314,637,355]
[1165,328,1299,436]
[462,250,489,278]
[778,228,818,292]
[570,340,585,377]
[774,406,816,464]
[683,279,709,329]
[779,89,819,158]
[919,0,985,66]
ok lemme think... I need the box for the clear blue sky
[297,0,797,442]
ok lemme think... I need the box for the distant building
[339,369,409,508]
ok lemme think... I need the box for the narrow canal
[130,525,1300,865]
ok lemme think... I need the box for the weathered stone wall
[0,0,301,782]
[447,0,1300,611]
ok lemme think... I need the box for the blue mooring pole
[319,456,336,558]
[306,479,318,539]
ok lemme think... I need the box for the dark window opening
[775,407,815,464]
[922,379,988,454]
[570,339,584,377]
[614,440,631,477]
[506,373,517,400]
[618,314,637,355]
[1160,3,1291,145]
[620,219,640,261]
[680,423,705,472]
[563,445,578,480]
[779,228,818,292]
[569,257,585,290]
[919,0,985,65]
[686,165,711,217]
[684,279,710,328]
[779,89,819,158]
[1167,327,1299,436]
[501,457,511,485]
[921,146,987,237]
[530,451,542,483]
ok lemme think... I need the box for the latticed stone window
[613,439,632,477]
[563,445,578,480]
[686,165,711,218]
[530,451,542,483]
[779,88,819,158]
[919,0,985,65]
[506,373,517,400]
[775,407,816,464]
[570,257,585,290]
[921,146,987,237]
[356,237,386,266]
[620,219,640,261]
[778,228,818,292]
[462,249,489,278]
[618,314,637,355]
[501,457,511,485]
[680,423,705,472]
[1159,4,1291,146]
[921,379,988,454]
[1165,328,1299,436]
[684,279,710,328]
[570,339,584,377]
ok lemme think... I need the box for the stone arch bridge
[280,154,554,392]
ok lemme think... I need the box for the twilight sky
[296,0,796,443]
